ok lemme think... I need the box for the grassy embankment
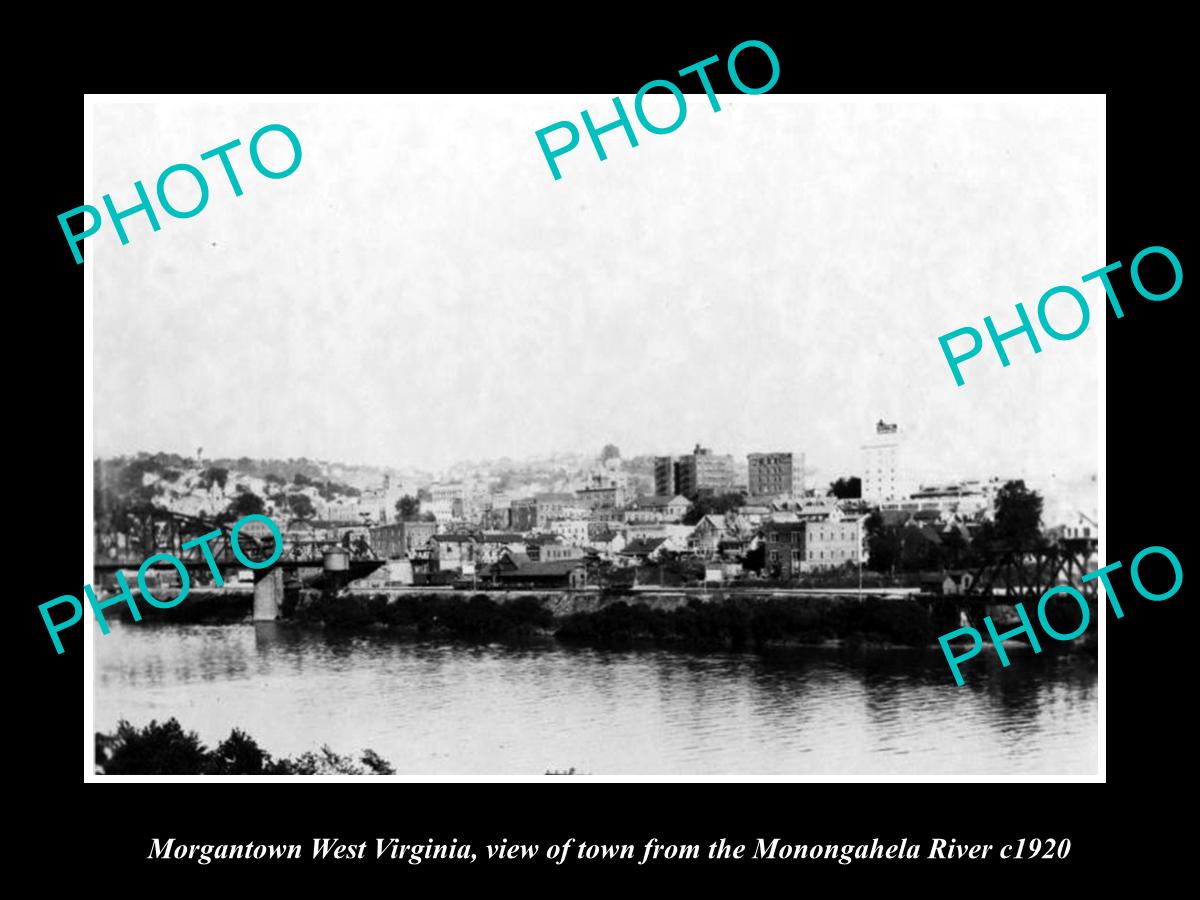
[288,591,973,650]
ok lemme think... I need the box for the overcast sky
[92,96,1102,486]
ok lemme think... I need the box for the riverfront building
[762,517,867,577]
[369,520,438,559]
[428,534,477,572]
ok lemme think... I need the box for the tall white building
[861,420,902,504]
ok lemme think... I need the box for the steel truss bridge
[93,506,382,579]
[963,537,1100,602]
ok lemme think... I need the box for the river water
[94,622,1097,777]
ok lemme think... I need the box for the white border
[82,92,1106,784]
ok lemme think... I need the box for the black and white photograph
[84,93,1103,779]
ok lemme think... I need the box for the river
[94,621,1097,777]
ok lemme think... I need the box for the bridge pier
[253,568,284,621]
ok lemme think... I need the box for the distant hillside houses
[97,450,1094,589]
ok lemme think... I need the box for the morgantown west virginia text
[147,835,1070,865]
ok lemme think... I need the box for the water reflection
[94,621,1097,777]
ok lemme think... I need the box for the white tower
[861,420,902,504]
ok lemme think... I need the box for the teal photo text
[938,544,1181,685]
[58,124,302,264]
[535,40,780,181]
[43,514,283,654]
[938,245,1183,386]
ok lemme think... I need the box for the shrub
[98,718,211,774]
[94,719,394,776]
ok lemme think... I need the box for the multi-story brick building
[369,520,438,559]
[747,451,805,498]
[510,497,538,532]
[549,518,591,546]
[654,456,677,497]
[762,519,808,578]
[535,492,585,526]
[802,518,865,571]
[762,517,867,577]
[624,494,692,524]
[674,444,735,499]
[576,483,624,510]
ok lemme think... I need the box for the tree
[828,477,862,499]
[682,492,745,525]
[264,746,376,775]
[360,749,396,775]
[899,525,939,571]
[395,495,421,520]
[116,457,167,505]
[201,466,229,491]
[209,728,270,775]
[95,719,395,775]
[419,512,437,522]
[288,493,316,520]
[991,480,1044,550]
[223,490,265,521]
[98,718,210,774]
[939,525,969,569]
[600,444,621,463]
[742,542,765,573]
[864,511,902,575]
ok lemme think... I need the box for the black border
[19,21,1192,884]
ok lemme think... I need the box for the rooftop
[622,537,668,555]
[431,533,475,543]
[631,494,689,508]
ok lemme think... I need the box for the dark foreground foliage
[293,592,554,639]
[291,592,967,650]
[555,596,959,650]
[95,718,395,775]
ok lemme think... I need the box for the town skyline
[94,434,1097,529]
[92,436,1097,489]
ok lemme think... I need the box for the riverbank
[287,590,995,651]
[106,588,1096,654]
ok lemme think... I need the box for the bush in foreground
[96,718,394,775]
